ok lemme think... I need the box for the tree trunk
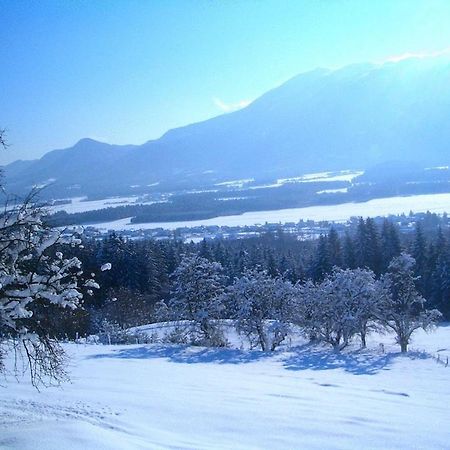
[360,332,367,348]
[256,324,267,351]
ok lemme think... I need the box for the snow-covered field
[1,326,449,449]
[49,196,168,214]
[50,196,143,214]
[91,192,450,231]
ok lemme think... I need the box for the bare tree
[0,130,103,386]
[295,268,383,351]
[0,128,8,150]
[0,195,102,386]
[226,269,297,351]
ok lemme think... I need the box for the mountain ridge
[3,56,450,198]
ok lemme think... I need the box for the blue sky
[1,0,450,164]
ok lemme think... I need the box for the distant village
[65,211,449,243]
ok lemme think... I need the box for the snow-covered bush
[0,196,100,385]
[378,253,442,352]
[225,269,297,351]
[97,319,132,345]
[96,319,153,345]
[156,254,227,347]
[161,325,190,344]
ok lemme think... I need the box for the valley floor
[90,192,450,231]
[1,327,449,449]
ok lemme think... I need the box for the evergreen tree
[431,229,450,317]
[343,231,357,269]
[327,227,342,268]
[411,222,428,293]
[364,218,382,275]
[311,235,331,281]
[380,219,402,271]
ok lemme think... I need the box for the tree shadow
[283,344,432,375]
[87,343,432,375]
[88,344,271,365]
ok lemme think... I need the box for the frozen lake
[86,192,450,231]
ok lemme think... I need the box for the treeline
[49,216,450,341]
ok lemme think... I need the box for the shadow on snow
[88,345,270,365]
[283,344,431,375]
[87,343,432,375]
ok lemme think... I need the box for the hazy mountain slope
[3,139,137,197]
[4,56,450,197]
[140,57,450,178]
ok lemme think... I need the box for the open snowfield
[91,192,450,231]
[49,196,157,214]
[1,326,449,449]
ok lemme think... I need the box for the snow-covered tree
[296,268,383,350]
[290,279,318,341]
[0,196,100,385]
[298,277,354,351]
[378,253,441,352]
[157,254,227,346]
[328,268,383,348]
[226,269,296,351]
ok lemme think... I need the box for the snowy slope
[0,326,449,449]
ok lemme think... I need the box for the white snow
[89,192,450,231]
[278,170,364,184]
[317,188,349,194]
[0,326,449,449]
[50,196,142,214]
[215,179,255,188]
[217,196,250,201]
[250,170,364,189]
[50,196,168,214]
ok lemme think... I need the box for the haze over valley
[3,54,450,229]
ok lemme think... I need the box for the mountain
[3,55,450,199]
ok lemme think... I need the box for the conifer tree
[311,235,331,281]
[327,227,342,268]
[343,231,357,269]
[411,223,428,293]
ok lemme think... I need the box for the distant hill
[3,55,450,199]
